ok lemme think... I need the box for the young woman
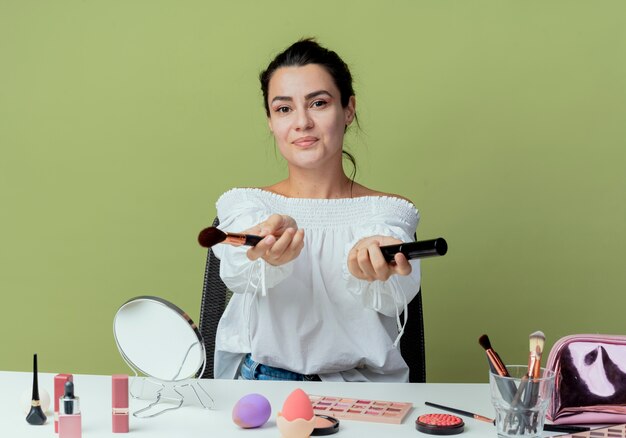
[212,39,421,382]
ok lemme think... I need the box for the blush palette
[308,395,412,424]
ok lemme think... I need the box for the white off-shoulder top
[212,188,421,382]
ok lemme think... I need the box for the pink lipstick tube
[54,374,73,433]
[112,375,129,433]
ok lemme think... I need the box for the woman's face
[266,64,355,172]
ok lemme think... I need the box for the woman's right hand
[244,214,304,266]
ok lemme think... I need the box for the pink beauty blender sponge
[232,393,272,429]
[277,388,315,438]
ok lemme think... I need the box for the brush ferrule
[527,354,540,378]
[224,233,247,246]
[486,350,508,376]
[474,414,494,423]
[532,356,541,378]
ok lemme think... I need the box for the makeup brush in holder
[479,334,510,377]
[505,331,546,435]
[479,335,517,405]
[524,331,546,434]
[26,353,47,425]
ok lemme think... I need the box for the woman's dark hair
[259,38,358,183]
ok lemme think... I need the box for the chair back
[197,217,426,382]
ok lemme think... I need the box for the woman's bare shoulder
[258,181,288,196]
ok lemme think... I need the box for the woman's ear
[267,117,274,133]
[344,95,356,126]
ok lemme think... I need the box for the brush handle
[488,361,518,416]
[244,234,264,246]
[380,238,448,262]
[493,351,511,377]
[425,401,494,424]
[486,350,518,407]
[543,424,590,433]
[31,354,40,401]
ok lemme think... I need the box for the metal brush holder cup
[113,296,214,417]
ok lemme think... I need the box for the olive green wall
[1,0,625,383]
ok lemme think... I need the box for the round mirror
[113,296,205,382]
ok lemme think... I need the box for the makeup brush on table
[198,227,264,248]
[424,402,590,434]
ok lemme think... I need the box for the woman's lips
[292,136,318,147]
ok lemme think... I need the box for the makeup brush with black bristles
[479,334,511,377]
[479,334,518,407]
[198,226,264,248]
[25,353,47,425]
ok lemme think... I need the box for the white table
[2,371,567,437]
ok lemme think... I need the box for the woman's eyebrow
[271,95,292,103]
[270,90,333,104]
[305,90,332,100]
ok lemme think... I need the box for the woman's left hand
[348,235,412,282]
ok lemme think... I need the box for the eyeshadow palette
[308,395,412,424]
[557,424,626,437]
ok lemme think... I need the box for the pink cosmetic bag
[546,334,626,424]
